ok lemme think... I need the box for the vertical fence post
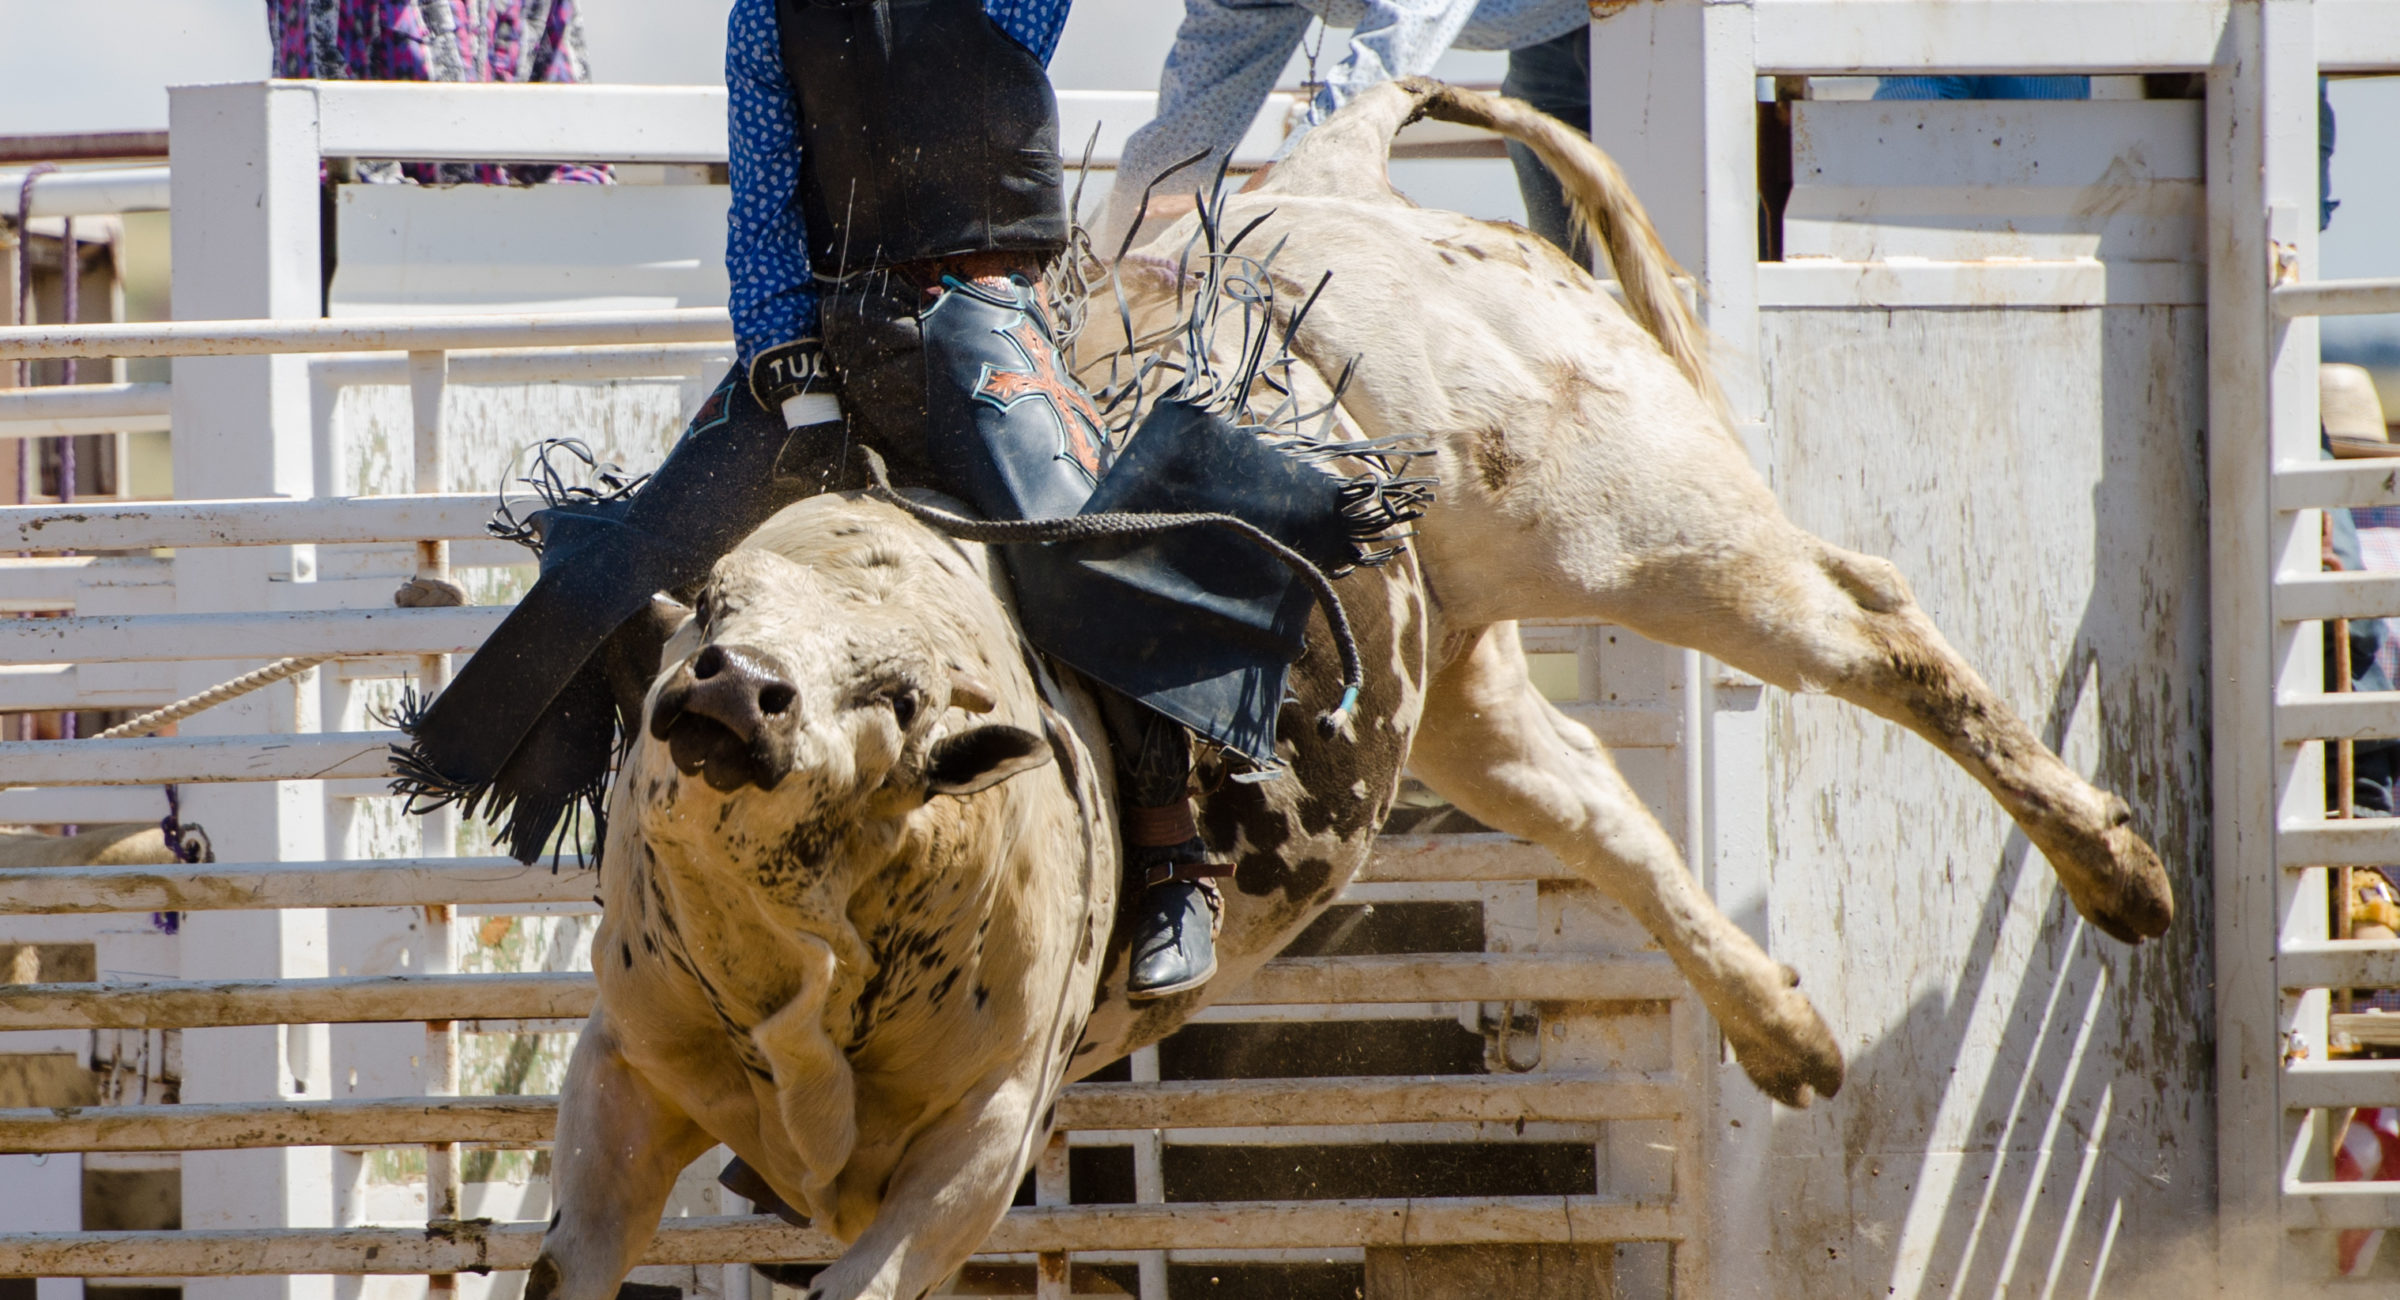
[2210,0,2325,1288]
[409,346,462,1294]
[1035,1130,1070,1300]
[167,79,335,1300]
[2262,0,2330,1283]
[1128,1044,1166,1300]
[1589,2,1759,1291]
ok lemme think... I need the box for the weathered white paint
[1757,258,2203,309]
[0,495,501,553]
[1,12,2382,1291]
[0,732,397,787]
[166,79,338,1300]
[6,167,170,219]
[0,1197,1681,1278]
[0,1153,83,1300]
[0,607,505,665]
[2273,276,2400,318]
[0,307,728,363]
[0,1073,1682,1154]
[333,186,729,317]
[0,380,170,431]
[0,954,1685,1033]
[0,834,1580,917]
[1755,304,2213,1295]
[1785,101,2202,263]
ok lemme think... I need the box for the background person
[265,0,609,184]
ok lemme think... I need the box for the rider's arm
[1277,0,1484,154]
[1103,0,1314,250]
[726,0,819,372]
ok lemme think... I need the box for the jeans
[1501,24,1590,257]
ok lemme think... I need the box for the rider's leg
[1097,691,1227,1000]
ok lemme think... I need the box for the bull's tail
[1269,78,1724,420]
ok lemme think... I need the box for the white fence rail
[0,308,726,362]
[0,1198,1680,1278]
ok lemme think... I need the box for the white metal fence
[6,2,2400,1295]
[0,67,1709,1300]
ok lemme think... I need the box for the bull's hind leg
[526,1013,716,1300]
[1463,487,2175,944]
[1598,531,2174,944]
[1410,622,1845,1106]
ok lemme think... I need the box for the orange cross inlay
[973,319,1111,482]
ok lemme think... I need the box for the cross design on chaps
[972,319,1111,482]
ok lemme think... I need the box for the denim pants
[1501,25,1590,257]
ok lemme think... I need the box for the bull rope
[93,654,333,740]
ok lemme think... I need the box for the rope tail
[857,447,1365,739]
[95,655,333,741]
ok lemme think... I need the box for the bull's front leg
[749,935,858,1223]
[526,1011,716,1300]
[806,1061,1057,1300]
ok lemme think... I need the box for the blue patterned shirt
[727,0,1075,362]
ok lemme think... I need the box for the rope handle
[94,654,333,741]
[856,446,1364,738]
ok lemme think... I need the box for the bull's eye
[890,690,920,729]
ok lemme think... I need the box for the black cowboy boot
[392,347,843,861]
[1104,694,1229,1000]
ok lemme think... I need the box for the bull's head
[639,549,1051,818]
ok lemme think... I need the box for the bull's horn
[949,674,999,714]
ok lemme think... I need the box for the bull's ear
[926,725,1052,797]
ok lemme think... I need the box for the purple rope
[153,784,186,933]
[58,213,75,507]
[55,211,74,746]
[14,163,53,508]
[12,166,56,747]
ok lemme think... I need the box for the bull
[530,79,2172,1300]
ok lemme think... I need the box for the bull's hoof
[2046,802,2174,945]
[1727,989,1845,1108]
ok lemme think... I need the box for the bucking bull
[528,79,2174,1300]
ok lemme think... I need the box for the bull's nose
[648,644,800,792]
[675,644,797,744]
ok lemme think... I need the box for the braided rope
[95,654,333,741]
